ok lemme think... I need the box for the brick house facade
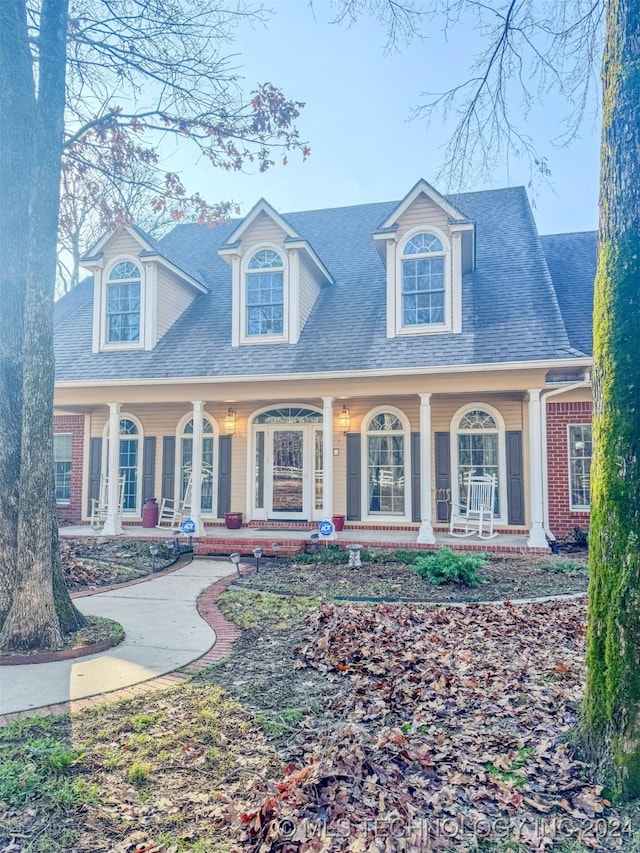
[546,401,592,540]
[53,414,85,525]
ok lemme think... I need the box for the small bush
[391,549,422,565]
[539,559,584,574]
[413,547,486,587]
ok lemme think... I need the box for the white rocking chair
[90,475,126,530]
[449,473,498,540]
[157,475,193,529]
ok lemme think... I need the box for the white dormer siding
[85,227,203,353]
[376,185,470,339]
[220,200,331,347]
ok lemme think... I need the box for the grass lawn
[1,585,639,852]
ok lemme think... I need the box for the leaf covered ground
[2,589,639,852]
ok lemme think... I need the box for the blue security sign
[181,518,196,534]
[319,519,335,537]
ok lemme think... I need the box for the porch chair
[449,473,498,540]
[157,474,193,529]
[90,474,126,530]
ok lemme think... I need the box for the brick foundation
[546,401,592,540]
[54,414,84,525]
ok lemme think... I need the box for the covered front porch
[59,523,548,557]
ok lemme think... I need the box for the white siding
[299,256,321,327]
[395,194,451,243]
[156,267,196,341]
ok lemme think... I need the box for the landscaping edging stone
[0,633,123,666]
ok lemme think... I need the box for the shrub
[391,549,422,565]
[413,547,486,587]
[539,559,584,574]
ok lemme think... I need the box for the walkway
[0,559,235,719]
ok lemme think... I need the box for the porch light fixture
[224,408,236,435]
[338,405,351,435]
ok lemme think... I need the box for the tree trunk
[576,0,640,801]
[0,0,83,650]
[0,1,34,628]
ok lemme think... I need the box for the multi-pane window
[568,425,592,509]
[456,409,500,515]
[119,418,139,511]
[54,434,72,503]
[107,261,141,343]
[246,250,284,336]
[401,232,445,326]
[180,417,214,512]
[366,411,406,515]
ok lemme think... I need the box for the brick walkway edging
[0,568,242,728]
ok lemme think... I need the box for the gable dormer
[372,180,475,338]
[218,199,333,347]
[81,226,208,353]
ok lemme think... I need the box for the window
[401,232,445,326]
[179,416,215,513]
[246,250,284,336]
[54,434,72,503]
[364,410,407,516]
[568,425,592,509]
[106,261,141,343]
[118,418,140,510]
[455,407,502,516]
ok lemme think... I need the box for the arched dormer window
[246,249,284,337]
[106,261,141,343]
[401,232,446,327]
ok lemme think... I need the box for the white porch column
[417,393,436,544]
[190,400,204,534]
[322,396,334,520]
[102,402,122,535]
[527,389,547,548]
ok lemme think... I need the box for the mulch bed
[61,538,177,590]
[232,551,589,603]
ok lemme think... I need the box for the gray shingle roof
[540,231,597,356]
[54,187,591,382]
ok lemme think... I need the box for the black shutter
[142,436,156,503]
[161,436,176,500]
[346,433,361,520]
[411,432,421,522]
[506,430,525,525]
[435,432,451,522]
[217,435,232,517]
[88,437,102,515]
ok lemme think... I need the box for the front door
[252,407,324,522]
[270,429,305,518]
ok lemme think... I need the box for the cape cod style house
[53,180,596,549]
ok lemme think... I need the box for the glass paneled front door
[272,430,304,514]
[252,408,324,521]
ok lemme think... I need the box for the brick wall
[54,414,85,525]
[546,401,592,540]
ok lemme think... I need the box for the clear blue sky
[171,1,601,236]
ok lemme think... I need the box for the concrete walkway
[0,559,233,717]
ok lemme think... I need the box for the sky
[167,1,602,236]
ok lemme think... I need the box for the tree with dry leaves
[331,0,640,802]
[0,0,306,651]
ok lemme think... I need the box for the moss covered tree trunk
[577,0,640,801]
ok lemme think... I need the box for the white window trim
[240,244,290,345]
[361,404,412,523]
[450,402,507,524]
[395,225,452,336]
[102,412,144,515]
[99,257,146,352]
[246,404,324,522]
[54,432,73,505]
[175,410,219,518]
[567,423,592,511]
